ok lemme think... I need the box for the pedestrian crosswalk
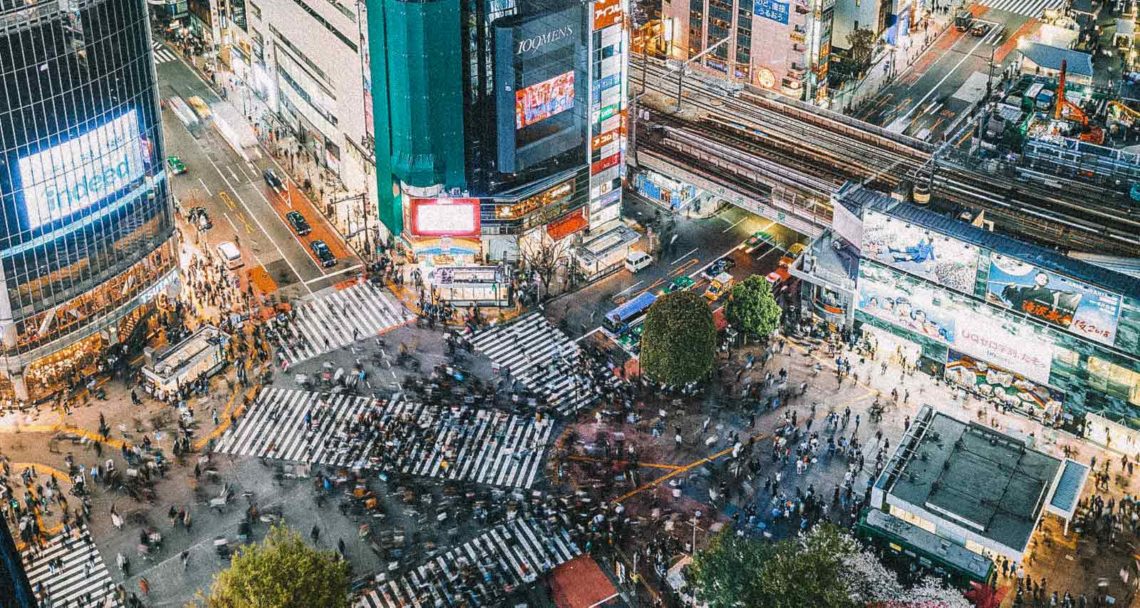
[357,518,579,608]
[152,41,178,64]
[22,530,120,608]
[275,282,412,367]
[214,387,554,488]
[976,0,1062,18]
[469,313,598,417]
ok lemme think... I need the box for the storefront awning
[547,209,588,241]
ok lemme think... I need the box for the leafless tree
[520,232,572,300]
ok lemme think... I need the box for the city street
[156,46,362,298]
[856,5,1034,143]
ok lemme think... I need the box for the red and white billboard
[408,198,481,237]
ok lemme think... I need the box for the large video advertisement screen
[985,254,1122,346]
[516,71,575,130]
[494,5,586,174]
[18,110,145,230]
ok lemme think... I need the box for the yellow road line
[219,191,237,210]
[613,433,768,504]
[193,383,262,451]
[567,455,684,471]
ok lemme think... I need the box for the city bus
[603,291,658,336]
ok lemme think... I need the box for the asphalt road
[547,194,801,340]
[856,6,1033,143]
[155,47,360,298]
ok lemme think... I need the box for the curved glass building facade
[0,0,177,400]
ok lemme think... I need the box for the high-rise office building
[367,0,634,293]
[0,0,179,400]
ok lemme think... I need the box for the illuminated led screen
[18,109,145,230]
[515,71,575,130]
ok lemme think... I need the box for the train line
[632,55,1140,256]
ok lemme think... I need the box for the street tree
[640,291,716,385]
[692,525,970,608]
[201,525,351,608]
[520,231,571,300]
[847,28,878,75]
[724,275,782,340]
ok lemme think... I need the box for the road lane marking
[302,264,365,284]
[721,216,747,233]
[207,152,312,295]
[893,33,990,126]
[671,248,698,264]
[198,177,212,196]
[219,190,237,210]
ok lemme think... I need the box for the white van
[624,251,653,273]
[216,241,244,270]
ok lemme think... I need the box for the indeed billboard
[19,109,145,230]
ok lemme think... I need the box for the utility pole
[674,38,731,109]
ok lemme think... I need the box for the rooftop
[882,407,1062,554]
[797,229,859,291]
[1018,42,1094,78]
[838,184,1140,300]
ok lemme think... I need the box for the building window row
[284,0,357,51]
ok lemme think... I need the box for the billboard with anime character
[985,254,1121,347]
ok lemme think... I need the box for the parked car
[311,240,336,267]
[166,156,187,175]
[624,251,654,273]
[744,230,773,252]
[286,211,312,236]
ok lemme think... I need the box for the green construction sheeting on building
[366,0,466,237]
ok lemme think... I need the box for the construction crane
[1054,59,1105,144]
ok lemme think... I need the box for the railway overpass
[630,57,1140,257]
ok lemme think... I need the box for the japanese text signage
[753,0,789,24]
[985,255,1122,346]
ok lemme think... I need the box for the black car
[286,210,311,236]
[263,168,284,192]
[704,257,736,278]
[187,206,212,230]
[311,240,336,267]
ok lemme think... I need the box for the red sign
[592,129,618,151]
[408,198,481,237]
[591,154,619,174]
[593,0,621,29]
[547,207,589,240]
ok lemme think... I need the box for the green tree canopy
[691,524,971,608]
[640,291,716,385]
[847,28,878,73]
[201,525,351,608]
[724,275,782,340]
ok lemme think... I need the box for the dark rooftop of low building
[882,408,1062,554]
[837,184,1140,300]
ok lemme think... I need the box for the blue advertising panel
[985,255,1122,347]
[754,0,789,24]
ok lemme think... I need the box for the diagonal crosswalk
[22,529,120,608]
[357,518,580,608]
[273,282,412,367]
[152,41,178,64]
[469,313,599,417]
[213,388,554,488]
[976,0,1062,18]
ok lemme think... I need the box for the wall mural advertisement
[860,211,979,294]
[945,349,1064,413]
[985,254,1122,347]
[857,266,1055,385]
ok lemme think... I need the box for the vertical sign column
[588,0,628,229]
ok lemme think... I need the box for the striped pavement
[213,388,553,488]
[357,518,579,608]
[151,41,178,64]
[22,530,120,607]
[275,282,412,367]
[976,0,1060,18]
[469,313,599,417]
